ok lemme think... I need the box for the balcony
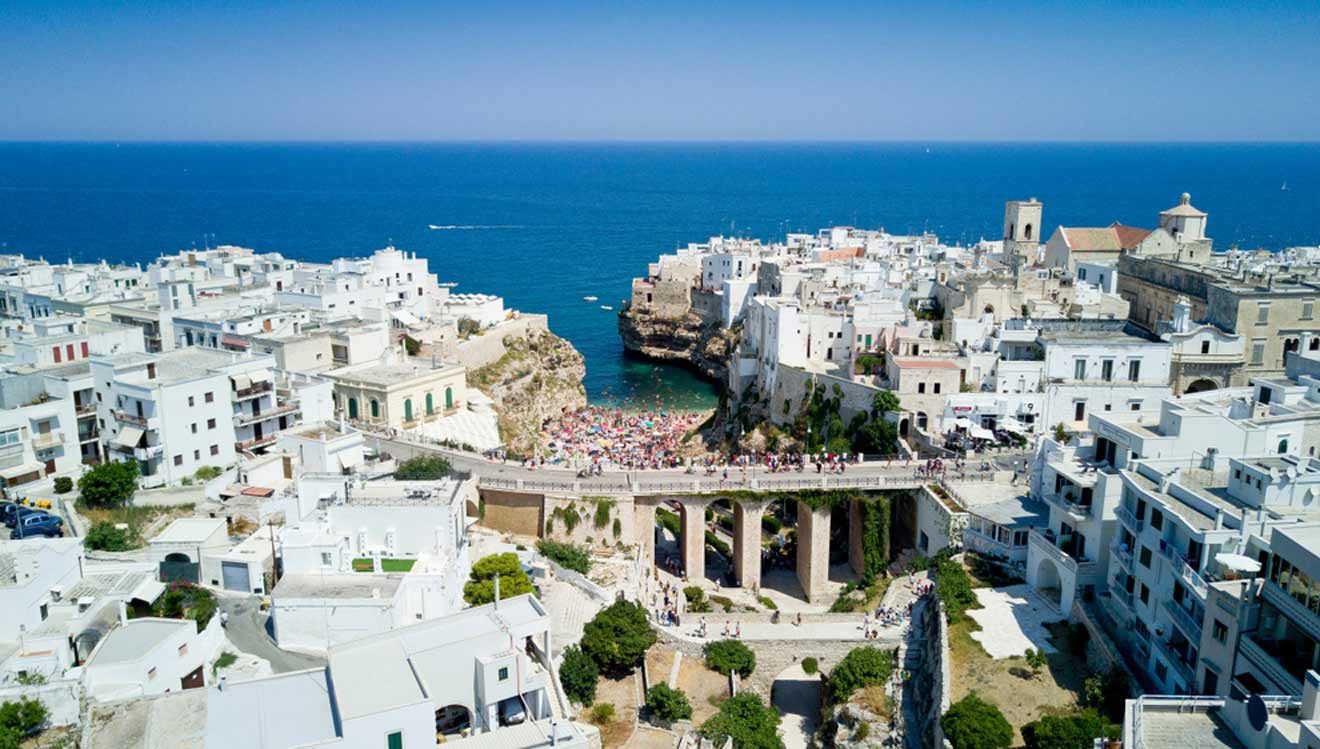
[234,403,299,427]
[1261,581,1320,643]
[1044,490,1093,521]
[1113,546,1134,572]
[1110,585,1136,618]
[1238,634,1304,695]
[233,381,274,400]
[236,435,276,451]
[1030,528,1080,573]
[31,432,64,450]
[1116,505,1143,533]
[75,403,96,417]
[113,410,158,429]
[1163,600,1204,641]
[133,444,163,461]
[1152,637,1196,688]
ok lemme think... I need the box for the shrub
[85,522,133,552]
[1024,648,1047,677]
[554,504,582,534]
[933,552,977,622]
[656,508,681,537]
[52,477,73,494]
[194,465,223,481]
[593,499,613,530]
[612,517,622,539]
[705,531,730,558]
[701,693,783,749]
[829,647,893,703]
[709,594,734,612]
[705,639,756,677]
[537,539,591,574]
[560,645,599,705]
[0,697,47,739]
[853,722,870,741]
[1084,666,1131,721]
[758,596,777,611]
[761,514,783,534]
[941,694,1012,749]
[1021,709,1108,749]
[645,683,692,722]
[581,600,656,677]
[394,455,452,480]
[801,657,818,675]
[463,553,534,605]
[151,582,216,625]
[590,703,615,725]
[78,460,139,508]
[212,651,238,676]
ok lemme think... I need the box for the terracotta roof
[1059,227,1122,252]
[893,357,961,369]
[1110,222,1152,249]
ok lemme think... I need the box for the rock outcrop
[468,329,587,456]
[616,304,737,384]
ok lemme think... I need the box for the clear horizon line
[1,137,1318,146]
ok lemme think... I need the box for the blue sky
[1,0,1317,141]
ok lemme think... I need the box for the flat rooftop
[205,668,339,749]
[272,573,405,599]
[88,619,192,666]
[333,360,463,387]
[152,517,227,545]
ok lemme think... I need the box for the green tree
[85,522,133,552]
[580,600,656,677]
[645,683,693,722]
[701,693,784,749]
[394,455,452,480]
[77,460,138,508]
[52,476,73,494]
[1021,710,1108,749]
[1024,648,1047,678]
[463,553,534,605]
[941,694,1012,749]
[871,390,901,418]
[559,645,599,705]
[0,726,17,749]
[151,582,217,625]
[851,417,898,456]
[0,696,48,738]
[704,639,756,678]
[829,646,894,702]
[537,539,591,574]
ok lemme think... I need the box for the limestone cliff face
[616,303,737,383]
[468,330,587,456]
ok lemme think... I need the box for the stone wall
[0,679,82,728]
[771,363,881,427]
[478,488,546,537]
[543,494,638,551]
[454,314,549,371]
[691,288,723,326]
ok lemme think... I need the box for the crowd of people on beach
[538,406,703,470]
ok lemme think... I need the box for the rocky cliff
[616,304,738,384]
[468,329,587,456]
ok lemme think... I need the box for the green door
[445,387,453,409]
[426,393,434,415]
[404,399,413,422]
[348,398,359,419]
[370,399,379,418]
[387,732,403,749]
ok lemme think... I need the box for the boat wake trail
[428,224,526,230]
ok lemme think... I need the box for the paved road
[220,597,325,674]
[371,433,1027,496]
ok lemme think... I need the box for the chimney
[1304,670,1320,721]
[494,574,501,609]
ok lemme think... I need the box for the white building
[80,616,223,702]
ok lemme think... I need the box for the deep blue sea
[1,142,1317,408]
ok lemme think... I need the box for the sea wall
[455,314,549,371]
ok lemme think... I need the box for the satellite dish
[1247,693,1268,732]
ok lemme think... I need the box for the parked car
[3,505,48,528]
[10,512,63,539]
[0,502,18,526]
[497,697,526,726]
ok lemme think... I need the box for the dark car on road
[3,504,48,528]
[10,512,63,539]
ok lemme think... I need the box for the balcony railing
[1113,546,1134,572]
[31,432,64,450]
[1116,505,1143,533]
[1045,490,1093,520]
[234,403,299,426]
[1152,637,1196,688]
[1163,600,1204,641]
[113,410,157,429]
[1238,634,1304,694]
[75,404,96,416]
[236,435,277,451]
[133,444,163,461]
[1029,528,1079,573]
[233,381,274,400]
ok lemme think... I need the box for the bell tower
[1003,198,1043,281]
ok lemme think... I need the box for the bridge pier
[849,499,866,577]
[680,499,710,581]
[634,497,657,571]
[796,501,831,604]
[733,500,769,589]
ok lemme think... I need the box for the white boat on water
[600,305,613,311]
[583,295,598,301]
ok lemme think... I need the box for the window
[173,455,183,466]
[1257,303,1270,324]
[148,668,157,681]
[1074,401,1086,421]
[1212,619,1228,644]
[193,449,200,460]
[1139,546,1153,568]
[1304,302,1314,321]
[1150,510,1164,531]
[1074,359,1087,380]
[933,383,941,394]
[1128,360,1141,382]
[1252,341,1265,366]
[498,666,509,681]
[321,552,333,566]
[210,445,219,456]
[1101,360,1114,382]
[207,418,216,429]
[1130,402,1141,411]
[1139,584,1150,604]
[178,644,189,657]
[188,396,195,407]
[1154,660,1167,682]
[1201,340,1211,355]
[918,383,926,394]
[204,392,214,403]
[191,423,198,434]
[40,603,48,620]
[387,732,403,749]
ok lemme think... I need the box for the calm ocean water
[1,142,1317,408]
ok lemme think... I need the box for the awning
[1215,553,1262,574]
[970,426,995,441]
[0,461,44,480]
[113,426,145,449]
[130,577,166,604]
[221,336,250,348]
[241,486,274,497]
[248,369,271,384]
[1001,418,1029,435]
[392,309,420,327]
[232,374,252,391]
[954,417,972,429]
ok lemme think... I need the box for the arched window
[426,393,434,415]
[1279,439,1289,454]
[445,387,454,410]
[1024,223,1033,240]
[1312,338,1320,351]
[370,399,379,418]
[404,398,413,422]
[348,398,359,419]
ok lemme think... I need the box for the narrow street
[219,597,325,674]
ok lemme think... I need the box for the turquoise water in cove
[1,142,1317,409]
